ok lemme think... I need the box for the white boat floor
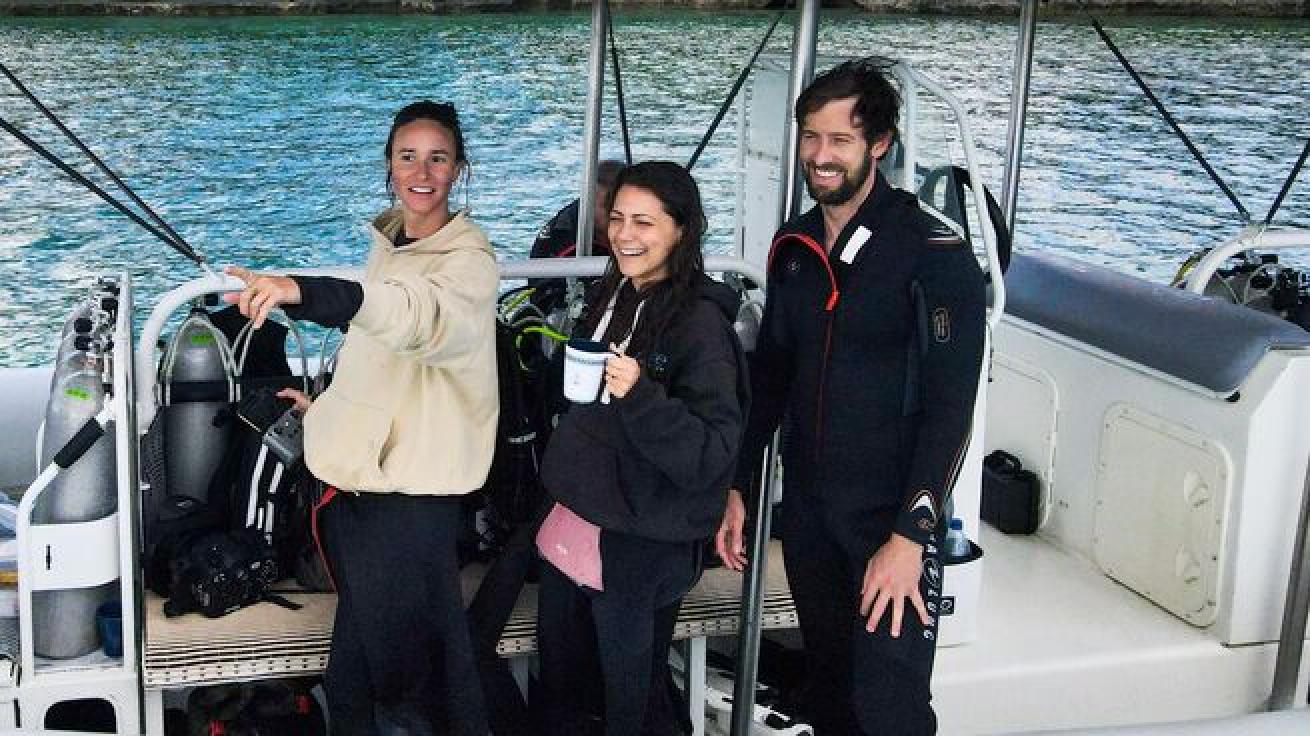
[935,526,1286,735]
[1029,708,1310,734]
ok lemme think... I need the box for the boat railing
[1183,226,1310,297]
[14,273,143,730]
[896,64,1007,329]
[134,255,766,429]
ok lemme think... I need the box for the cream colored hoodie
[303,209,500,495]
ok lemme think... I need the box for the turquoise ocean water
[1,11,1307,365]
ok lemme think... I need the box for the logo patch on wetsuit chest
[932,307,951,343]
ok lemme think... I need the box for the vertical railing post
[1270,453,1310,710]
[576,0,609,258]
[1000,0,1037,236]
[777,0,820,224]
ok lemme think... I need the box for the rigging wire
[0,114,205,266]
[1265,138,1310,226]
[606,1,633,166]
[1090,18,1251,223]
[687,11,786,171]
[0,60,202,263]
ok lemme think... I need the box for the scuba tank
[160,309,236,509]
[734,298,763,353]
[32,288,119,659]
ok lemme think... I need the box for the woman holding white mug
[535,161,748,736]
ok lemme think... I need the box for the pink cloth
[536,502,604,591]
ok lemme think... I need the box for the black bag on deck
[981,450,1041,535]
[186,679,326,736]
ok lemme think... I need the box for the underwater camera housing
[234,388,304,467]
[162,528,280,619]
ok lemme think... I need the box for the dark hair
[384,100,467,198]
[795,57,901,146]
[581,161,707,357]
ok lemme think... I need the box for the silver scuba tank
[161,310,235,507]
[733,299,763,353]
[32,303,119,659]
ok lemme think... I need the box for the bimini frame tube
[576,0,609,258]
[735,5,819,734]
[1000,0,1037,234]
[1270,451,1310,710]
[777,0,820,224]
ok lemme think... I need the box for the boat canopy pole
[1269,452,1310,710]
[0,116,205,267]
[607,9,633,166]
[1091,19,1251,223]
[731,5,819,735]
[686,11,786,172]
[1264,138,1309,225]
[777,0,819,225]
[574,0,609,260]
[999,0,1036,235]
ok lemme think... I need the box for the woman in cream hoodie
[224,100,497,736]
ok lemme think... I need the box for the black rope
[0,115,203,263]
[1265,138,1310,225]
[0,60,202,260]
[687,11,786,172]
[606,3,633,166]
[1090,19,1251,223]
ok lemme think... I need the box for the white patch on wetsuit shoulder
[838,225,873,264]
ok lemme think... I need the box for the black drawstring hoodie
[540,274,749,543]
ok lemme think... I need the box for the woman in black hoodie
[535,161,748,736]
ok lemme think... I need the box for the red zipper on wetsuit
[768,232,840,461]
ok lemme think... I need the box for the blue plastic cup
[96,600,123,658]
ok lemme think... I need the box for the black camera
[163,528,280,618]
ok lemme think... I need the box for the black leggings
[536,531,699,736]
[778,498,942,736]
[319,491,489,736]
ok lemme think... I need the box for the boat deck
[935,526,1285,734]
[142,541,798,690]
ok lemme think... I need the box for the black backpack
[475,290,560,553]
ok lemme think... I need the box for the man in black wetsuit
[526,159,626,314]
[715,59,986,735]
[530,159,626,260]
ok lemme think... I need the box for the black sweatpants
[318,491,489,736]
[778,496,942,736]
[536,530,700,736]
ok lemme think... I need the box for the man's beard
[804,154,873,206]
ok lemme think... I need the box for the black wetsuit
[528,200,612,313]
[735,172,986,735]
